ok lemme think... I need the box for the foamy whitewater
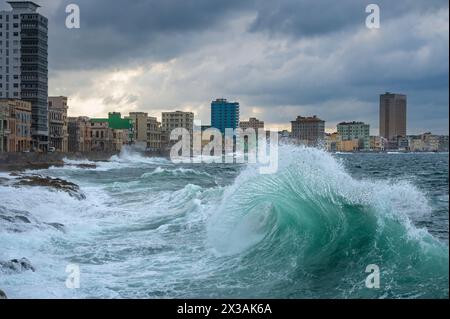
[0,146,448,298]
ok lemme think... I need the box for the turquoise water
[0,147,448,298]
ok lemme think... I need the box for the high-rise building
[0,1,49,151]
[127,112,148,144]
[337,121,370,150]
[291,115,325,146]
[211,98,240,134]
[380,92,407,140]
[48,96,68,152]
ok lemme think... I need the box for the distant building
[325,132,341,152]
[380,92,407,140]
[337,121,370,150]
[146,116,161,152]
[240,118,264,131]
[1,2,49,151]
[90,112,133,152]
[0,99,32,152]
[291,115,325,146]
[409,133,446,152]
[127,112,148,145]
[370,136,387,152]
[211,98,240,134]
[161,111,194,134]
[48,96,68,152]
[68,116,91,153]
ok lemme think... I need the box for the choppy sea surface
[0,146,448,298]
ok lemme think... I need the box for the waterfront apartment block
[147,116,161,152]
[337,121,370,150]
[380,92,407,141]
[211,98,240,134]
[0,1,49,151]
[127,112,148,145]
[48,96,68,152]
[67,116,91,153]
[240,117,264,131]
[0,98,31,152]
[161,111,194,134]
[291,115,325,146]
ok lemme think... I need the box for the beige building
[147,116,162,152]
[0,99,32,152]
[380,92,407,140]
[161,111,194,133]
[240,118,265,131]
[161,111,194,148]
[48,96,69,152]
[370,136,387,151]
[291,115,325,146]
[127,112,148,144]
[68,117,92,152]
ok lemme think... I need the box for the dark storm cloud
[46,0,256,70]
[249,0,448,37]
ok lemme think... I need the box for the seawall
[0,151,119,171]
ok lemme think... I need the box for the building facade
[0,98,31,152]
[211,98,240,134]
[380,92,407,141]
[291,115,325,146]
[90,112,132,152]
[147,116,161,152]
[48,96,68,152]
[337,121,370,150]
[67,116,91,152]
[161,111,194,134]
[1,1,49,151]
[240,117,265,131]
[127,112,148,144]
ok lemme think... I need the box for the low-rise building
[48,96,69,152]
[90,112,133,152]
[147,116,162,152]
[325,132,341,152]
[370,136,387,152]
[0,99,32,152]
[240,118,265,131]
[68,116,92,152]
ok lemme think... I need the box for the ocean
[0,146,448,299]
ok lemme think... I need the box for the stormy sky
[2,0,449,134]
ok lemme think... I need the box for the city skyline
[1,0,448,135]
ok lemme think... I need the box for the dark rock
[45,222,66,232]
[14,216,31,224]
[14,175,86,200]
[0,289,6,299]
[0,258,35,273]
[69,163,97,169]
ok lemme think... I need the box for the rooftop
[7,1,40,12]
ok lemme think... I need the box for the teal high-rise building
[211,98,240,134]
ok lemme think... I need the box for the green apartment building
[337,121,370,151]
